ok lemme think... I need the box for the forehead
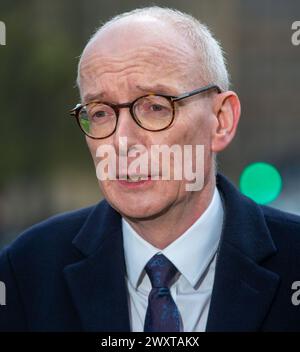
[79,17,198,95]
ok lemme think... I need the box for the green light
[240,162,282,204]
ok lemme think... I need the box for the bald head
[78,17,198,99]
[77,6,229,93]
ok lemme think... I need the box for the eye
[92,110,108,119]
[86,104,115,122]
[149,104,166,112]
[133,96,172,121]
[141,101,170,114]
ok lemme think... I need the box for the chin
[103,193,166,221]
[117,199,163,219]
[99,180,176,220]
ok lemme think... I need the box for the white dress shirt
[122,187,224,332]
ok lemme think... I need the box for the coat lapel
[63,201,130,332]
[206,174,280,331]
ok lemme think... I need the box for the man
[0,6,300,332]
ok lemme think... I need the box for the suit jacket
[0,173,300,331]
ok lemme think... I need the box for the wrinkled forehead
[78,17,198,89]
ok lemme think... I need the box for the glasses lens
[133,95,173,130]
[78,103,117,138]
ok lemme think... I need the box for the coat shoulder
[0,202,108,269]
[7,205,94,255]
[262,205,300,239]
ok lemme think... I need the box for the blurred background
[0,0,299,248]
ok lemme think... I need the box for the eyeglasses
[70,83,221,139]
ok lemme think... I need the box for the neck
[124,173,216,249]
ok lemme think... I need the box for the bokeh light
[240,162,282,204]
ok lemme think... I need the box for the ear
[211,91,241,153]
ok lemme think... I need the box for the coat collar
[64,173,280,331]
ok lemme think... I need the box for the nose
[112,107,144,157]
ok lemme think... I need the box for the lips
[118,174,150,182]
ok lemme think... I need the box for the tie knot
[145,254,178,288]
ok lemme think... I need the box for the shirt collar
[122,187,224,289]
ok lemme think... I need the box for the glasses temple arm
[172,84,221,102]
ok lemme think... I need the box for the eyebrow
[82,84,179,104]
[82,92,105,104]
[136,84,179,96]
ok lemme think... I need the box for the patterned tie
[144,253,181,332]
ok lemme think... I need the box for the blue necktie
[144,254,181,332]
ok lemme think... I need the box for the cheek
[173,105,208,141]
[174,116,208,147]
[188,109,214,145]
[175,110,214,174]
[86,138,109,166]
[86,137,96,154]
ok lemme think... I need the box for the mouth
[116,174,155,188]
[126,175,150,182]
[118,174,154,181]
